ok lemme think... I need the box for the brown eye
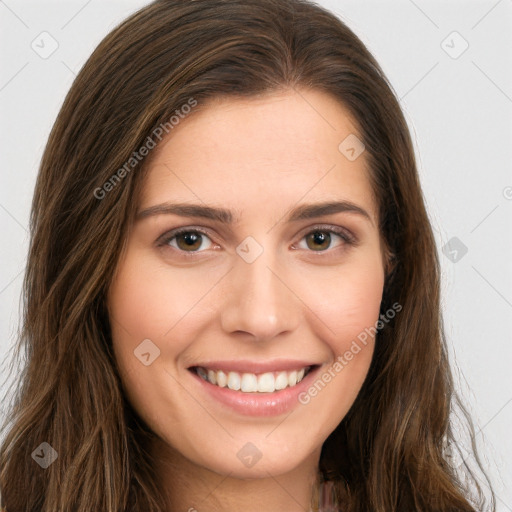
[295,227,354,253]
[305,231,332,251]
[175,232,203,251]
[160,229,214,253]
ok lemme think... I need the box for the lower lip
[188,366,320,417]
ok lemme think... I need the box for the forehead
[140,89,377,225]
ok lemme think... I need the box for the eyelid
[293,223,356,245]
[156,223,357,257]
[156,226,217,251]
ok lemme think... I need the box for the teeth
[258,372,275,392]
[227,372,241,391]
[274,371,288,390]
[216,370,227,387]
[241,373,258,392]
[195,366,310,393]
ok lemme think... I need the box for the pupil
[184,233,198,245]
[308,231,330,250]
[178,232,201,250]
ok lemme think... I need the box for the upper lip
[188,360,320,374]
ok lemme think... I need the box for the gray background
[1,0,511,509]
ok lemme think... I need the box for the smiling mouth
[190,365,316,393]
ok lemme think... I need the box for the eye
[156,225,356,257]
[158,228,214,252]
[294,227,355,252]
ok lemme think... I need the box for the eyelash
[156,225,357,258]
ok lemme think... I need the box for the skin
[108,88,386,511]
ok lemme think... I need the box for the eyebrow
[136,200,373,226]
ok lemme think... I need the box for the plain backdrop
[1,0,511,509]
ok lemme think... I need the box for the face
[108,88,386,480]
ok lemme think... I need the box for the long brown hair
[0,0,495,510]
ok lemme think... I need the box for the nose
[219,252,300,341]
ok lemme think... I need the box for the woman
[0,0,495,510]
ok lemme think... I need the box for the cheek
[292,258,384,432]
[332,268,384,350]
[107,253,209,412]
[296,250,385,351]
[294,253,384,401]
[107,254,205,430]
[108,251,222,347]
[107,249,229,418]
